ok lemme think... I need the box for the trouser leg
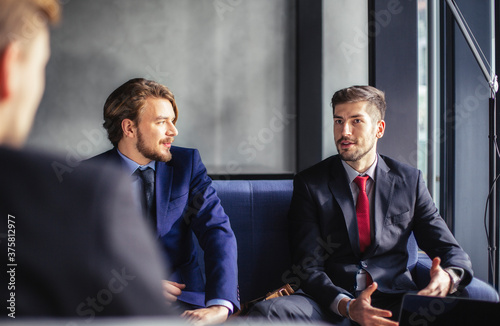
[247,293,352,325]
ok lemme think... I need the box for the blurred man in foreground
[0,0,169,320]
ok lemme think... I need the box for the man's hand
[344,282,398,326]
[181,305,229,326]
[417,257,452,297]
[162,280,186,304]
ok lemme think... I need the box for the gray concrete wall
[27,0,296,174]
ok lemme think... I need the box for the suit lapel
[155,161,174,236]
[372,156,395,251]
[328,157,360,254]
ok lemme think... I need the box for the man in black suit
[250,86,473,326]
[0,0,169,319]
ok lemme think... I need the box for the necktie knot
[354,175,369,192]
[136,167,155,185]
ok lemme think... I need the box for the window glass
[417,0,429,181]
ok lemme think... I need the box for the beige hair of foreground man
[0,0,60,52]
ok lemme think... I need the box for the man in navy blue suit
[88,78,239,325]
[250,86,473,326]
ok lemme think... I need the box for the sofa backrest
[212,179,418,303]
[213,180,293,303]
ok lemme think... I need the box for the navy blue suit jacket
[88,146,239,310]
[288,154,473,309]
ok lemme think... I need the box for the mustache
[160,137,175,144]
[337,137,356,143]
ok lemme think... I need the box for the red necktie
[354,176,371,252]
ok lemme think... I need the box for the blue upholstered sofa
[211,179,500,304]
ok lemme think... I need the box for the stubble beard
[136,130,172,163]
[337,137,376,163]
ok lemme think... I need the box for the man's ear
[121,119,136,138]
[376,120,386,139]
[0,43,20,101]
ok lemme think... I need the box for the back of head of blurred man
[0,0,170,319]
[0,0,57,147]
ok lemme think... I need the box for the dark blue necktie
[135,167,156,228]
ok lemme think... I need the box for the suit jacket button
[361,261,367,268]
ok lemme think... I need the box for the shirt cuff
[444,267,465,294]
[330,294,352,316]
[206,299,233,315]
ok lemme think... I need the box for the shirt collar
[116,148,156,175]
[341,154,378,184]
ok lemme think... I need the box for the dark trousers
[247,291,404,325]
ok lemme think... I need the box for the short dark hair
[331,85,386,120]
[103,78,179,147]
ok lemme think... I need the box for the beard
[336,137,376,163]
[136,130,173,163]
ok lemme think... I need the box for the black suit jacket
[287,154,473,308]
[0,147,169,320]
